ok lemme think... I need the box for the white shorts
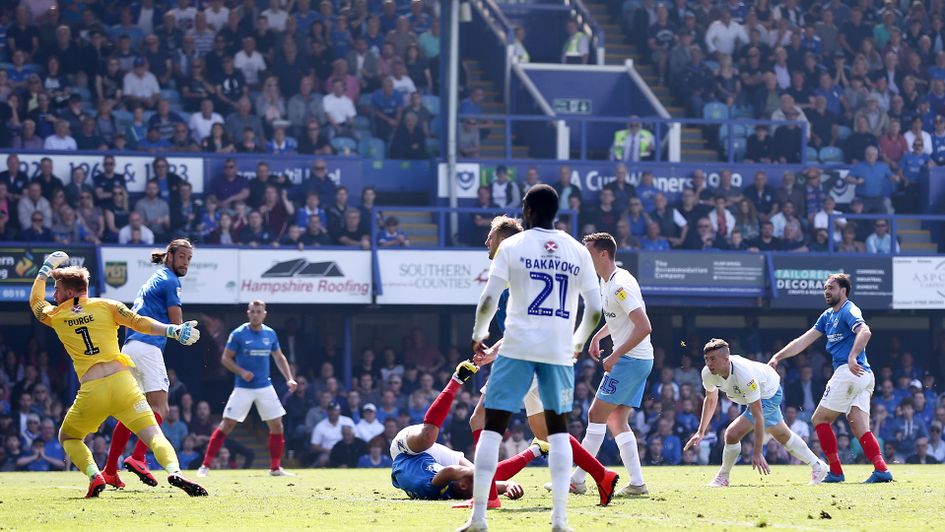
[390,425,464,464]
[222,385,286,422]
[819,365,875,415]
[480,375,543,417]
[123,340,168,393]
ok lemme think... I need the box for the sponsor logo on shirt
[615,287,627,301]
[748,379,758,392]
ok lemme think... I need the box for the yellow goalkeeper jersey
[32,296,139,379]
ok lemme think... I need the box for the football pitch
[1,465,943,530]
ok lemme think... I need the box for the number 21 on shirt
[528,273,570,319]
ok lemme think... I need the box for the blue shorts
[595,357,653,408]
[390,452,451,500]
[740,386,784,428]
[484,356,574,415]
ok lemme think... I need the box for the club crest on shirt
[544,240,558,253]
[733,385,742,395]
[72,303,83,314]
[615,287,627,301]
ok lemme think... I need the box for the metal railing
[569,0,606,64]
[459,113,805,162]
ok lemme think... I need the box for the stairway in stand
[463,59,530,159]
[584,1,719,162]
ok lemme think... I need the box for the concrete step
[385,210,433,225]
[900,242,939,254]
[411,235,439,245]
[896,229,931,244]
[481,145,530,157]
[896,218,923,230]
[682,148,721,162]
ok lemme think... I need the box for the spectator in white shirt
[769,199,800,238]
[322,79,357,137]
[813,196,846,242]
[234,36,267,88]
[118,211,156,244]
[123,57,161,109]
[310,402,355,467]
[170,0,197,31]
[390,60,417,96]
[43,120,77,150]
[18,182,53,230]
[204,0,230,31]
[705,9,749,58]
[189,98,224,142]
[261,0,288,32]
[354,404,384,443]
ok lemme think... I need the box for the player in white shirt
[568,232,654,497]
[460,185,602,532]
[684,339,827,487]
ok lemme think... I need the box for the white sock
[548,432,572,525]
[471,430,501,522]
[615,429,644,486]
[784,432,818,466]
[720,442,740,475]
[571,422,606,484]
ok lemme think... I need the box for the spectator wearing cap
[354,403,384,443]
[59,94,85,135]
[122,57,160,109]
[310,402,355,467]
[136,125,172,152]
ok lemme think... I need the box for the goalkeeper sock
[570,434,606,484]
[815,423,843,475]
[145,432,180,475]
[63,439,98,480]
[859,432,888,472]
[495,445,540,481]
[720,442,740,475]
[571,422,606,484]
[131,411,162,461]
[104,422,133,475]
[472,429,482,448]
[784,432,818,465]
[422,377,461,429]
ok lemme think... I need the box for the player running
[469,217,619,508]
[768,273,892,483]
[198,299,298,477]
[28,252,206,497]
[392,361,541,502]
[460,184,602,532]
[567,232,653,497]
[104,239,193,488]
[684,339,827,487]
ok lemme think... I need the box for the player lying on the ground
[391,361,542,501]
[684,339,827,487]
[564,232,654,497]
[198,299,298,477]
[468,216,619,508]
[28,252,206,498]
[768,273,892,484]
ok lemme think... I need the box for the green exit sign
[553,98,592,115]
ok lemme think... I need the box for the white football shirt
[701,355,780,405]
[601,268,653,360]
[490,228,599,365]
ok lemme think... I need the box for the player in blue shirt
[198,299,298,477]
[103,239,193,489]
[769,273,893,484]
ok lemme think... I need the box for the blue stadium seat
[702,102,729,121]
[422,95,440,116]
[703,60,720,73]
[837,125,853,141]
[819,146,844,163]
[331,136,358,155]
[22,63,42,75]
[719,124,747,141]
[805,146,819,162]
[160,89,182,103]
[724,137,747,161]
[113,109,133,127]
[359,136,385,159]
[358,94,373,109]
[353,115,372,133]
[430,117,442,138]
[732,105,755,119]
[426,138,440,157]
[0,62,12,72]
[71,87,92,102]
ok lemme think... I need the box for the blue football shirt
[226,323,280,389]
[125,266,181,350]
[814,300,871,372]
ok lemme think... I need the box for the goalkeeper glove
[166,320,200,346]
[38,251,70,278]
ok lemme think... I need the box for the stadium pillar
[445,0,460,240]
[342,313,353,390]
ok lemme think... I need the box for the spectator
[708,195,735,240]
[640,221,671,250]
[20,211,54,242]
[389,111,427,159]
[848,146,896,213]
[893,398,929,456]
[744,124,775,163]
[215,55,248,114]
[458,119,480,158]
[189,99,224,143]
[323,79,357,138]
[865,219,898,254]
[928,422,945,463]
[210,159,250,209]
[357,440,393,468]
[170,122,199,152]
[267,126,298,155]
[239,210,274,247]
[837,224,865,252]
[328,425,367,468]
[151,157,184,201]
[117,211,155,245]
[161,405,189,451]
[135,179,171,238]
[814,196,846,243]
[298,120,333,155]
[225,97,266,145]
[348,37,381,94]
[901,137,932,184]
[879,119,909,169]
[234,36,267,88]
[170,181,202,239]
[300,214,331,247]
[371,77,404,141]
[562,18,590,64]
[771,109,803,163]
[770,200,801,238]
[122,57,161,110]
[43,120,77,151]
[310,402,354,467]
[64,167,94,209]
[611,116,655,162]
[287,77,325,139]
[680,46,715,116]
[748,220,781,251]
[377,216,409,247]
[903,116,933,156]
[18,182,52,231]
[12,119,44,150]
[705,9,749,58]
[336,209,370,249]
[202,122,236,153]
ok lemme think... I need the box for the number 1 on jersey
[75,326,100,356]
[527,272,570,319]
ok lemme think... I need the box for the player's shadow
[496,506,551,514]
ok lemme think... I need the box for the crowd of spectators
[627,0,945,167]
[0,0,441,159]
[0,152,411,247]
[3,325,945,472]
[463,160,915,253]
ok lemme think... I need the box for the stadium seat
[724,137,747,161]
[805,146,819,162]
[0,62,12,72]
[422,95,440,116]
[353,115,372,133]
[426,138,440,157]
[331,136,358,155]
[358,94,373,109]
[22,63,42,75]
[732,105,755,119]
[359,136,385,159]
[160,89,182,103]
[703,60,720,73]
[837,125,853,141]
[72,87,92,101]
[702,102,729,121]
[719,124,747,141]
[430,117,442,138]
[113,109,133,127]
[819,146,844,163]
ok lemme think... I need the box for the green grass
[1,465,943,530]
